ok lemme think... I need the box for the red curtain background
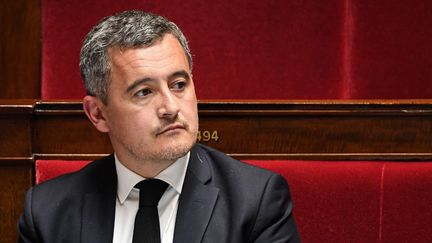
[41,0,432,100]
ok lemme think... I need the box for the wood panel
[30,99,432,160]
[0,161,32,243]
[0,0,41,98]
[0,101,33,158]
[0,101,34,242]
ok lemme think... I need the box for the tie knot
[135,179,168,207]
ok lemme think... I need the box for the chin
[158,143,193,161]
[155,137,196,161]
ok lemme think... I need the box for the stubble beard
[148,138,194,162]
[124,125,197,164]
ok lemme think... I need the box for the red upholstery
[380,163,432,242]
[36,159,432,242]
[41,0,432,100]
[35,160,91,184]
[246,160,382,242]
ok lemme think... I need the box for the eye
[171,80,187,91]
[134,88,152,97]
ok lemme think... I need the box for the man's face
[99,34,198,165]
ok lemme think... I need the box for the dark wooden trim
[33,153,110,161]
[197,99,432,116]
[2,99,432,161]
[35,100,84,115]
[0,157,33,166]
[31,153,432,161]
[35,99,432,115]
[0,99,36,115]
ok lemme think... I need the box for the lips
[156,123,186,135]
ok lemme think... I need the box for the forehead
[107,34,189,73]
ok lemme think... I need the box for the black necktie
[132,179,168,243]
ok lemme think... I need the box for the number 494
[197,130,219,142]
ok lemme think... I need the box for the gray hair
[79,10,192,103]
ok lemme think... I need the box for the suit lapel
[81,155,117,242]
[174,145,219,243]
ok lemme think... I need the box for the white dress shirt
[112,153,190,243]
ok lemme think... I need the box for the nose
[157,90,180,120]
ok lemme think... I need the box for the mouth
[156,123,186,136]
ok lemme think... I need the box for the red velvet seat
[41,0,432,100]
[36,159,432,243]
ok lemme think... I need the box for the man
[18,10,300,242]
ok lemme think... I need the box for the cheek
[184,101,199,130]
[107,107,152,134]
[113,115,157,145]
[127,112,157,131]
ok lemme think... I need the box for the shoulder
[189,144,297,241]
[30,155,116,201]
[191,144,288,190]
[18,155,117,241]
[193,143,280,176]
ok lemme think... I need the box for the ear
[83,95,110,133]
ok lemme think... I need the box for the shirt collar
[115,152,190,204]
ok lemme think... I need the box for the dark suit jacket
[18,144,300,242]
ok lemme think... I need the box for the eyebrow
[171,70,191,80]
[126,77,153,94]
[125,70,191,94]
